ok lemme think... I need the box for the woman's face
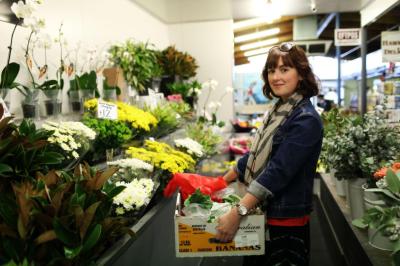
[267,57,302,100]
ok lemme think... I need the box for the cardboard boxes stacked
[384,81,400,123]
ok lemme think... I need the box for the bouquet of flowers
[107,158,154,183]
[42,121,96,168]
[174,137,204,159]
[112,178,156,219]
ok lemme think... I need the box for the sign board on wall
[334,28,362,46]
[382,31,400,62]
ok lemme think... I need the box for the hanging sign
[381,31,400,62]
[334,28,362,46]
[97,100,118,120]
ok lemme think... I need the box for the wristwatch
[235,203,248,216]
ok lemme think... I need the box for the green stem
[6,22,19,66]
[25,31,37,90]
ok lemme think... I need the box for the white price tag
[234,233,259,248]
[97,100,118,120]
[0,97,11,120]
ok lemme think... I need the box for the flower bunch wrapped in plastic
[108,158,153,182]
[174,137,204,158]
[113,178,155,215]
[126,140,195,174]
[84,98,158,132]
[42,121,96,159]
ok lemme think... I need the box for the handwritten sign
[97,100,118,120]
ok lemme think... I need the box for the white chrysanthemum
[108,158,153,172]
[112,179,155,213]
[174,138,203,157]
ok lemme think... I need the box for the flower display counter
[319,173,391,266]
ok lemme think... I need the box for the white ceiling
[132,0,375,23]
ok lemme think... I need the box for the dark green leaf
[81,224,102,253]
[0,163,13,176]
[53,218,78,246]
[64,245,82,259]
[386,169,400,195]
[1,63,20,88]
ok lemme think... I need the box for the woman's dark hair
[261,45,319,99]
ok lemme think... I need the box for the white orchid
[24,16,45,33]
[36,32,52,49]
[11,0,36,19]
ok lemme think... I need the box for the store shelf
[319,174,392,266]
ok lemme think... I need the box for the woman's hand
[215,207,241,242]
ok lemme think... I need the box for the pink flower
[167,94,183,102]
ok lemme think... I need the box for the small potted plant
[108,40,160,95]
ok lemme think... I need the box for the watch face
[238,205,247,216]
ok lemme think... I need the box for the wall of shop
[169,20,234,123]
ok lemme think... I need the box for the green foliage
[0,114,63,182]
[103,79,121,95]
[0,163,133,264]
[159,46,198,79]
[186,122,221,156]
[82,115,133,152]
[184,189,213,210]
[146,104,181,138]
[167,80,201,99]
[167,101,193,120]
[0,62,20,89]
[108,40,161,93]
[74,71,100,97]
[321,107,400,180]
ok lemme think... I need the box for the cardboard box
[103,67,128,102]
[174,193,265,257]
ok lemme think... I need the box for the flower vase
[346,177,366,220]
[82,90,95,111]
[151,77,161,93]
[103,89,117,101]
[0,88,11,109]
[43,90,61,117]
[69,90,82,113]
[106,148,114,162]
[21,90,39,119]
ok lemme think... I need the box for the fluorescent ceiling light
[239,38,279,51]
[244,46,273,57]
[233,16,280,31]
[234,27,280,43]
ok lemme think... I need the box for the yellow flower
[84,98,99,110]
[126,140,195,174]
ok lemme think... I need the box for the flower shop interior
[0,0,400,265]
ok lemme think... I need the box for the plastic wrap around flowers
[113,178,155,215]
[42,121,96,159]
[228,137,252,155]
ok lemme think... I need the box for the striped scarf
[244,92,304,184]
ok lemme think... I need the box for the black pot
[22,104,36,118]
[45,100,62,116]
[70,101,82,112]
[159,75,174,96]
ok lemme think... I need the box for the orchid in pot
[0,0,42,108]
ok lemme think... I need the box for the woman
[216,43,323,266]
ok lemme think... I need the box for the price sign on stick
[97,100,118,120]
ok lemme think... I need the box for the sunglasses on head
[271,42,295,52]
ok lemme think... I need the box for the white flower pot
[334,178,346,197]
[368,227,395,251]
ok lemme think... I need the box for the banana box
[174,193,265,257]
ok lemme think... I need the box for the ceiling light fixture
[239,37,279,51]
[244,46,274,57]
[233,16,280,31]
[310,0,317,13]
[234,27,280,43]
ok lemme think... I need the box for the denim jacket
[236,98,323,218]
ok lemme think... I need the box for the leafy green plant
[0,63,20,90]
[82,115,133,153]
[159,46,198,80]
[321,107,400,181]
[74,71,100,97]
[0,162,133,265]
[146,104,181,138]
[109,40,160,93]
[186,122,221,157]
[184,189,213,210]
[167,101,194,120]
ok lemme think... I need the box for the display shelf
[319,173,391,266]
